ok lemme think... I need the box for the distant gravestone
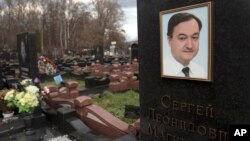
[110,44,116,56]
[131,43,139,60]
[17,32,38,79]
[95,45,104,63]
[138,0,250,141]
[0,68,4,89]
[2,51,10,61]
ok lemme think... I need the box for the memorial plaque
[138,0,250,141]
[17,32,38,79]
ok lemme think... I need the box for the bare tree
[91,0,125,50]
[0,0,126,57]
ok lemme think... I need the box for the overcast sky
[120,0,138,41]
[118,0,136,8]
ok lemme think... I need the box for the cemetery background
[0,0,136,59]
[0,0,140,140]
[0,36,140,140]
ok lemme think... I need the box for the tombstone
[0,68,4,89]
[95,45,104,63]
[2,51,10,62]
[124,105,140,119]
[10,52,18,60]
[57,107,76,133]
[138,0,250,141]
[131,43,139,60]
[110,44,116,56]
[17,32,38,79]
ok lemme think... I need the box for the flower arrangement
[0,89,14,113]
[38,55,57,75]
[47,135,73,141]
[4,79,40,113]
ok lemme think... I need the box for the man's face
[168,18,200,66]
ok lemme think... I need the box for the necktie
[182,67,190,77]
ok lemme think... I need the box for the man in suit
[163,12,207,79]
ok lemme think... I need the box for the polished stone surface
[138,0,250,140]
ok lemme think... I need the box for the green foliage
[92,90,139,124]
[4,79,40,113]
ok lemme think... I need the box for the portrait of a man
[160,2,212,81]
[20,41,27,64]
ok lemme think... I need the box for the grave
[131,43,139,60]
[0,67,4,89]
[17,32,38,79]
[95,45,104,63]
[138,0,250,141]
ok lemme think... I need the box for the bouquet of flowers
[47,135,73,141]
[0,89,14,113]
[4,79,40,113]
[38,55,57,75]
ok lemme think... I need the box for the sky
[119,0,138,41]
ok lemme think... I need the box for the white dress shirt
[163,53,207,79]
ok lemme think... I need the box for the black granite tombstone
[124,105,140,119]
[17,32,38,79]
[2,51,10,62]
[138,0,250,141]
[57,107,76,133]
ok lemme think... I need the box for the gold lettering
[156,113,162,123]
[147,103,219,141]
[172,100,179,111]
[196,105,204,116]
[171,118,178,128]
[161,95,215,119]
[166,133,172,141]
[180,102,187,112]
[148,108,155,121]
[197,126,206,136]
[173,136,188,141]
[160,131,166,141]
[148,123,158,137]
[163,115,170,126]
[161,95,171,109]
[208,128,217,139]
[179,120,187,131]
[205,105,214,118]
[218,130,228,141]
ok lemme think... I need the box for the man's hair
[167,12,202,37]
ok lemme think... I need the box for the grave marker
[138,0,250,141]
[17,32,38,79]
